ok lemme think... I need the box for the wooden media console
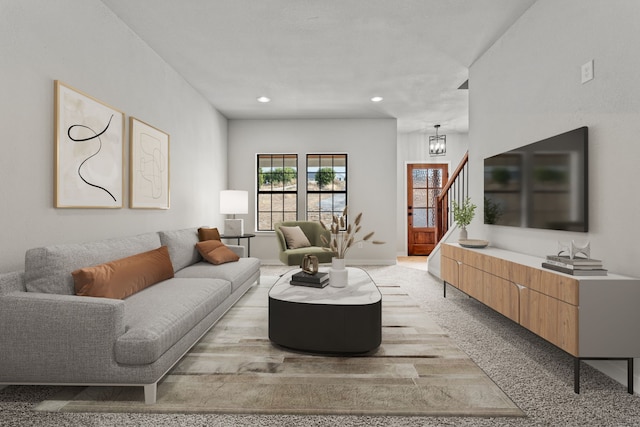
[441,243,640,394]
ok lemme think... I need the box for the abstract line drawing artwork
[54,80,124,208]
[129,117,170,209]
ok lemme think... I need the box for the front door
[407,163,448,256]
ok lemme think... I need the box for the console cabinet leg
[628,358,634,395]
[574,358,580,394]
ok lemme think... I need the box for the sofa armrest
[0,292,126,381]
[226,244,246,258]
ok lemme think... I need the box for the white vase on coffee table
[329,258,348,288]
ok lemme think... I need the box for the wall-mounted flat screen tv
[483,126,588,232]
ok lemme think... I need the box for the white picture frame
[129,117,170,209]
[54,80,124,208]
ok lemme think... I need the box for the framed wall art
[54,80,125,208]
[129,117,170,209]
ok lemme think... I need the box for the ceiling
[101,0,536,134]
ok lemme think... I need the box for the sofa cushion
[25,232,162,295]
[196,240,240,265]
[72,246,174,299]
[158,228,202,272]
[0,271,25,295]
[175,257,260,293]
[279,225,311,249]
[115,277,231,365]
[197,227,221,242]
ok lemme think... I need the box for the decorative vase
[329,257,348,288]
[459,227,468,241]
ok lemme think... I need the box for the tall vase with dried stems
[329,257,348,288]
[320,207,384,288]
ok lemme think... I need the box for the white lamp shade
[220,190,248,215]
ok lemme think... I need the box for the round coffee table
[268,267,382,353]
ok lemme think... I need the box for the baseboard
[260,259,397,266]
[260,259,285,266]
[343,259,396,266]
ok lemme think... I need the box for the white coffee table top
[268,267,381,305]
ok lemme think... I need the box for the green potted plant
[451,197,477,240]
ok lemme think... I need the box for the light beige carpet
[36,276,524,417]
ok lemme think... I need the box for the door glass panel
[428,189,438,209]
[427,208,436,227]
[413,169,427,188]
[414,208,427,227]
[413,189,427,208]
[428,168,442,188]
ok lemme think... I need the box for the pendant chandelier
[429,124,446,156]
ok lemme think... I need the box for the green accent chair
[274,221,336,266]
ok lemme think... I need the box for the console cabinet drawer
[519,287,578,355]
[509,263,541,289]
[462,249,484,269]
[482,272,519,323]
[484,255,510,278]
[441,243,463,260]
[537,270,579,305]
[441,256,460,288]
[460,264,484,301]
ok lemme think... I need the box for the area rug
[35,275,524,417]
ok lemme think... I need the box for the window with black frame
[306,154,347,227]
[257,154,297,231]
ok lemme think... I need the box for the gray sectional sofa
[0,228,261,404]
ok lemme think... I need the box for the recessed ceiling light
[257,96,271,103]
[371,96,383,102]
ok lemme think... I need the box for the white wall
[227,119,397,265]
[396,131,469,255]
[0,0,228,272]
[469,0,640,391]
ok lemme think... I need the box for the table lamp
[220,190,248,236]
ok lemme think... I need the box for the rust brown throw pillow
[196,240,240,265]
[72,246,174,299]
[198,227,221,242]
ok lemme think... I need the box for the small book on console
[541,262,608,276]
[291,271,329,284]
[544,259,603,270]
[545,255,603,266]
[289,279,330,288]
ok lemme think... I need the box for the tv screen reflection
[483,127,588,232]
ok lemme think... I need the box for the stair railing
[435,151,469,241]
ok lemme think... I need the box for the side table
[220,233,256,257]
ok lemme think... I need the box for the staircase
[427,151,469,277]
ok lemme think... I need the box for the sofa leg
[144,383,157,404]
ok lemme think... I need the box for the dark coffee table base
[269,298,382,354]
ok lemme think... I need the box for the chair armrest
[0,292,125,380]
[274,228,287,251]
[226,244,246,258]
